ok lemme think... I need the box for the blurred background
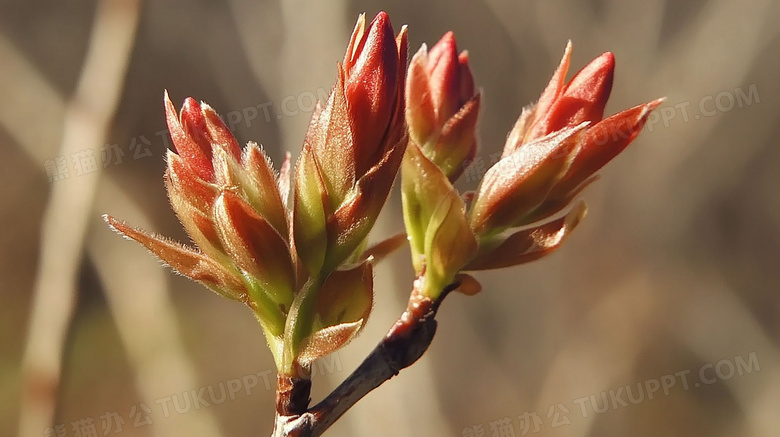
[2,0,779,436]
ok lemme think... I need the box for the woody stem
[270,279,458,437]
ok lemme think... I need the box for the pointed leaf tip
[104,214,246,301]
[164,92,214,181]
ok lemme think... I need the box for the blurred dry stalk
[18,1,143,435]
[2,1,780,437]
[8,1,223,437]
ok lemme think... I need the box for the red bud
[427,31,461,123]
[294,12,408,276]
[528,51,614,139]
[406,32,480,182]
[214,192,295,305]
[485,43,660,236]
[344,11,401,177]
[165,91,213,181]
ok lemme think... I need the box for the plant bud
[406,32,480,181]
[293,12,409,276]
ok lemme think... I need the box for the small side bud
[406,32,480,182]
[296,262,374,366]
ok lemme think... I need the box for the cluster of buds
[401,39,662,297]
[106,93,295,365]
[464,42,662,270]
[107,12,408,375]
[106,11,661,376]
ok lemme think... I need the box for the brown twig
[271,280,459,437]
